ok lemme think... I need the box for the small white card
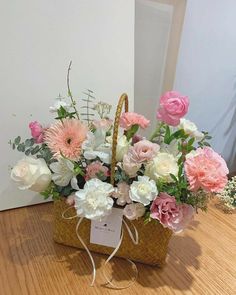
[90,208,123,248]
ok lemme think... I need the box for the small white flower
[129,176,157,206]
[179,118,204,140]
[82,129,111,164]
[124,203,146,220]
[74,178,114,220]
[145,152,178,182]
[116,135,130,162]
[11,157,51,192]
[50,158,79,189]
[49,96,71,113]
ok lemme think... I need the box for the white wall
[0,0,134,210]
[134,0,173,135]
[175,0,236,171]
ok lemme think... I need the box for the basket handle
[110,93,129,185]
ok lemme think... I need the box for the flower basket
[10,64,230,287]
[53,197,173,266]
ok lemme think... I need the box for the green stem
[67,61,80,119]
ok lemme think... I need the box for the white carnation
[129,176,157,206]
[75,179,114,220]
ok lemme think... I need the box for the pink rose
[29,121,44,143]
[124,203,146,220]
[112,182,132,206]
[185,147,229,193]
[126,140,160,164]
[93,118,113,131]
[150,193,194,233]
[85,161,109,181]
[157,91,189,126]
[120,112,150,130]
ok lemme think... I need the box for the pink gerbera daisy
[44,119,88,161]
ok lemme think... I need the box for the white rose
[129,176,157,206]
[124,203,146,220]
[116,135,130,162]
[75,178,114,220]
[179,118,204,140]
[145,152,178,182]
[11,157,51,192]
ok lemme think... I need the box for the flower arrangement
[10,66,229,235]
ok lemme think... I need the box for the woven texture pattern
[110,93,128,185]
[53,198,173,266]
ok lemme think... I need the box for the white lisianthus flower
[74,178,114,220]
[11,157,51,192]
[82,129,111,164]
[50,158,79,190]
[123,203,146,220]
[116,135,130,162]
[129,176,157,206]
[49,97,71,113]
[179,118,204,140]
[145,152,178,182]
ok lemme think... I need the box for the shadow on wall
[211,76,236,172]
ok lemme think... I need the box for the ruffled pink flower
[126,140,160,164]
[123,154,141,177]
[29,121,44,143]
[150,193,194,233]
[93,118,113,131]
[124,203,146,220]
[120,112,150,130]
[85,161,109,181]
[44,119,88,161]
[112,182,132,206]
[157,91,189,126]
[184,147,229,193]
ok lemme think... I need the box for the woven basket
[53,93,173,266]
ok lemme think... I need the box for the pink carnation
[120,112,150,130]
[150,193,194,233]
[126,139,160,164]
[184,147,229,193]
[157,91,189,126]
[85,161,109,181]
[29,121,44,143]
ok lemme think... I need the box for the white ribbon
[62,207,139,288]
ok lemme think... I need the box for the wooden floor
[0,200,235,295]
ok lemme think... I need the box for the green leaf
[164,125,171,144]
[170,173,178,183]
[14,136,21,145]
[188,137,195,146]
[25,138,35,147]
[12,143,16,150]
[31,145,40,155]
[17,144,25,152]
[25,149,31,156]
[203,142,211,147]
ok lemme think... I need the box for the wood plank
[0,201,235,295]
